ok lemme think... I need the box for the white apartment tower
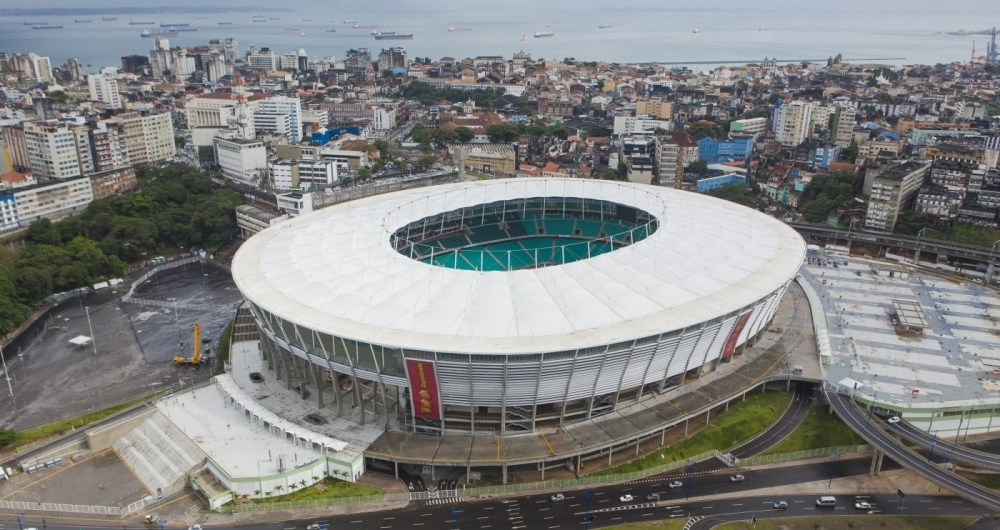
[28,53,53,83]
[257,96,303,142]
[24,121,91,179]
[88,67,123,109]
[775,101,813,147]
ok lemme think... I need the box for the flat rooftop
[892,299,931,329]
[802,254,1000,408]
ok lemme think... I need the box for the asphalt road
[888,418,1000,472]
[732,382,815,459]
[828,390,1000,509]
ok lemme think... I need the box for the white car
[551,493,565,502]
[189,526,203,530]
[887,416,901,424]
[668,481,683,488]
[730,474,745,483]
[619,494,633,502]
[855,501,872,510]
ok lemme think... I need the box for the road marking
[352,521,363,524]
[642,513,653,517]
[570,504,580,507]
[481,526,491,529]
[385,518,395,520]
[549,526,560,529]
[540,508,550,511]
[421,514,432,517]
[414,524,425,526]
[544,516,554,520]
[702,506,713,509]
[595,492,605,495]
[612,517,621,520]
[599,499,609,503]
[652,484,661,487]
[510,516,523,520]
[484,507,494,510]
[733,504,742,506]
[381,527,392,529]
[536,500,546,504]
[478,517,489,520]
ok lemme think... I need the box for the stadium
[232,178,805,437]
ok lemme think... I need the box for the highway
[888,419,1000,472]
[732,382,814,459]
[827,390,1000,509]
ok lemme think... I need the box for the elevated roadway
[827,388,1000,509]
[888,418,1000,472]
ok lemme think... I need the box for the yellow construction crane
[174,322,204,365]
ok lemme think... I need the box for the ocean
[0,0,995,72]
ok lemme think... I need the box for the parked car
[730,474,745,483]
[646,493,660,501]
[668,481,683,488]
[855,501,872,510]
[620,494,634,502]
[772,501,788,510]
[551,493,565,502]
[887,416,901,424]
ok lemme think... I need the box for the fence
[122,255,202,303]
[736,445,872,466]
[0,499,122,516]
[312,172,456,209]
[223,492,409,514]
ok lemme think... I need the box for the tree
[600,168,619,181]
[842,141,859,163]
[616,161,628,180]
[708,183,759,209]
[358,167,371,179]
[687,160,709,174]
[410,123,430,143]
[454,126,475,143]
[587,126,611,138]
[416,155,437,170]
[27,219,62,246]
[174,136,187,149]
[486,123,521,143]
[685,121,726,139]
[430,128,458,147]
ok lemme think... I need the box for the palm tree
[253,489,261,497]
[264,492,272,498]
[299,479,307,489]
[274,485,284,493]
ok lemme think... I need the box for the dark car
[581,515,597,522]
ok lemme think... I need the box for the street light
[828,448,840,487]
[985,240,1000,286]
[583,489,592,530]
[17,512,25,530]
[685,462,697,500]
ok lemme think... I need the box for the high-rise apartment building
[256,96,303,142]
[636,97,672,120]
[829,107,856,148]
[108,111,174,165]
[653,136,680,188]
[88,67,123,109]
[775,100,813,147]
[1,123,31,173]
[24,121,92,179]
[90,120,131,172]
[223,38,240,64]
[345,48,371,73]
[28,53,53,83]
[248,48,279,71]
[865,160,931,231]
[378,47,409,72]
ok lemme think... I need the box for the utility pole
[0,343,13,397]
[85,306,98,355]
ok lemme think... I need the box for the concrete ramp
[113,411,206,494]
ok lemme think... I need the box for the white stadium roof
[233,179,805,354]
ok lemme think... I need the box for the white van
[816,496,836,507]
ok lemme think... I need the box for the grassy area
[4,394,152,450]
[958,470,1000,489]
[760,406,866,455]
[594,390,792,476]
[243,477,384,504]
[601,521,686,530]
[215,321,233,372]
[714,515,976,530]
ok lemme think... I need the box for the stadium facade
[232,179,805,435]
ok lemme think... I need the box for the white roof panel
[233,179,805,354]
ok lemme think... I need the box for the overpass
[788,221,999,284]
[826,386,1000,509]
[888,418,1000,472]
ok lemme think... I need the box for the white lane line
[544,516,554,520]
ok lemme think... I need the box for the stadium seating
[113,413,206,491]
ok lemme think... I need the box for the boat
[343,20,355,24]
[598,24,612,29]
[102,17,117,21]
[302,18,312,21]
[286,26,300,31]
[161,23,189,27]
[448,27,472,32]
[758,27,769,31]
[692,28,701,33]
[141,29,178,38]
[297,32,306,37]
[519,34,527,41]
[130,21,155,25]
[75,20,92,23]
[325,29,337,32]
[534,31,554,38]
[270,17,280,20]
[32,25,63,29]
[253,19,266,23]
[173,27,198,32]
[353,23,377,29]
[196,16,208,19]
[373,30,413,40]
[218,21,232,25]
[23,21,43,25]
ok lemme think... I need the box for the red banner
[722,311,754,359]
[405,359,442,420]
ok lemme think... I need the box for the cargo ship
[534,31,554,38]
[32,25,63,29]
[102,17,117,21]
[325,29,337,32]
[354,23,378,29]
[218,21,232,25]
[141,29,178,38]
[598,24,613,29]
[448,27,472,32]
[75,20,92,23]
[161,23,189,27]
[130,21,156,25]
[373,30,412,40]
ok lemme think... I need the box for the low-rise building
[88,167,136,200]
[276,191,314,218]
[729,117,767,135]
[236,204,286,238]
[449,143,517,175]
[697,173,746,193]
[914,185,961,225]
[215,137,267,184]
[0,192,19,231]
[270,159,337,191]
[13,176,94,224]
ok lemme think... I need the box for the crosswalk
[422,498,463,506]
[585,502,658,514]
[625,469,722,485]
